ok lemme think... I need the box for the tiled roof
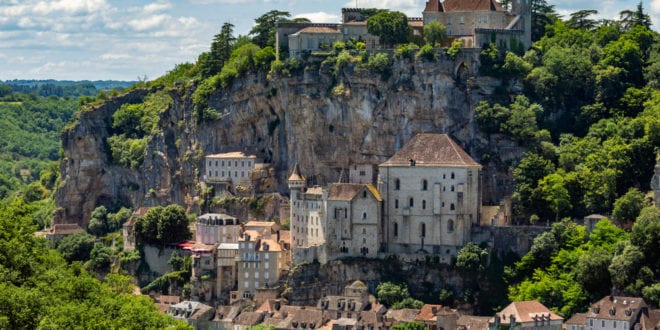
[457,315,491,330]
[306,187,324,195]
[260,238,283,252]
[640,309,660,330]
[296,26,342,34]
[289,164,304,182]
[206,152,257,159]
[415,304,443,322]
[588,296,647,322]
[442,0,505,12]
[386,308,421,323]
[235,311,265,326]
[566,312,587,325]
[245,221,277,228]
[327,183,382,202]
[496,301,563,324]
[380,134,481,168]
[279,230,291,244]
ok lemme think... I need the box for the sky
[0,0,658,81]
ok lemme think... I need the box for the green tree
[391,297,424,310]
[135,204,191,245]
[566,10,599,30]
[376,282,410,307]
[249,10,291,48]
[22,182,46,203]
[539,172,571,221]
[87,205,108,236]
[630,206,660,273]
[619,2,652,32]
[56,232,95,263]
[366,10,410,48]
[423,21,446,47]
[612,188,648,225]
[456,242,488,273]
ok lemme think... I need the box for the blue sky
[0,0,657,81]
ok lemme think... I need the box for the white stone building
[204,152,261,188]
[585,296,647,330]
[379,133,482,258]
[288,166,325,260]
[195,213,241,245]
[325,183,382,260]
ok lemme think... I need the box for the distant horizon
[0,0,657,81]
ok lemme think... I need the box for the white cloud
[100,53,132,60]
[144,1,172,13]
[128,14,170,31]
[295,12,340,23]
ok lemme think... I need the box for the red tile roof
[415,304,443,322]
[381,134,481,167]
[296,26,342,34]
[496,301,563,324]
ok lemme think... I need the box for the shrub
[333,41,346,53]
[395,43,420,60]
[446,40,463,59]
[107,135,147,168]
[366,52,391,73]
[416,44,436,61]
[335,50,353,77]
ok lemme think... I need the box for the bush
[416,44,436,61]
[57,233,96,263]
[107,135,147,168]
[446,40,462,59]
[333,41,346,53]
[365,52,391,73]
[395,43,420,60]
[335,50,353,77]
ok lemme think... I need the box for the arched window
[422,179,428,191]
[447,219,454,232]
[395,199,399,209]
[420,223,426,238]
[363,190,367,198]
[393,223,398,237]
[409,198,414,208]
[422,200,426,210]
[395,179,400,190]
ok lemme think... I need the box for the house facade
[585,296,647,330]
[489,300,563,330]
[195,213,241,245]
[379,134,482,257]
[422,0,531,49]
[204,152,261,188]
[325,183,382,260]
[236,231,284,300]
[288,166,325,260]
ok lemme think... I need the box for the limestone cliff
[55,50,521,227]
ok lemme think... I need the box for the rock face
[56,50,520,227]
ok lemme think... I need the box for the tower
[288,164,306,251]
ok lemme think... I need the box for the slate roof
[495,301,563,324]
[587,296,647,322]
[380,134,481,168]
[386,308,421,324]
[235,311,265,326]
[424,0,505,12]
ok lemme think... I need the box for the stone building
[423,0,532,50]
[204,152,261,189]
[584,296,647,330]
[236,231,285,300]
[379,133,482,257]
[216,243,238,303]
[489,300,563,330]
[195,213,241,245]
[324,183,382,260]
[288,165,325,261]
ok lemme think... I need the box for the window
[215,171,218,176]
[208,171,212,177]
[395,199,399,209]
[215,161,218,166]
[395,179,400,190]
[235,171,238,177]
[248,161,251,167]
[589,319,593,327]
[222,171,225,176]
[422,180,428,191]
[602,321,605,327]
[363,212,367,219]
[244,282,249,288]
[422,200,426,210]
[451,185,455,192]
[394,223,398,237]
[450,203,455,211]
[208,161,212,166]
[459,16,464,24]
[451,172,455,179]
[409,198,414,208]
[363,190,367,198]
[244,272,249,279]
[420,223,426,238]
[235,161,238,167]
[255,272,259,279]
[228,161,231,167]
[614,321,616,328]
[241,171,245,177]
[242,161,245,167]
